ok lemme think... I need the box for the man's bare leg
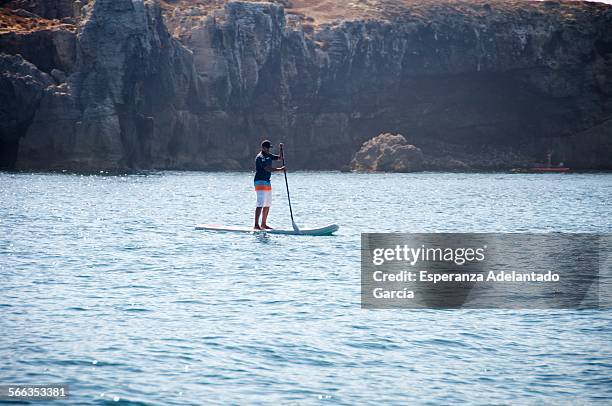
[254,207,262,229]
[261,207,272,229]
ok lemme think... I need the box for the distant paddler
[253,140,285,230]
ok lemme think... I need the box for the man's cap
[261,140,273,148]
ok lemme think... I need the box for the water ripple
[0,171,611,404]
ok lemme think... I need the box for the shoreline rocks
[351,133,425,172]
[351,133,543,172]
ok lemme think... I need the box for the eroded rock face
[1,0,611,170]
[152,0,612,169]
[14,0,205,169]
[0,29,76,73]
[351,133,424,172]
[0,53,53,168]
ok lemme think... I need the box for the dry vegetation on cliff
[0,8,75,34]
[161,0,609,34]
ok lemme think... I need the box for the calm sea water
[1,171,611,404]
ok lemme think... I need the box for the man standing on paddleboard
[254,140,285,230]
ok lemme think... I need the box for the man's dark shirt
[254,151,280,182]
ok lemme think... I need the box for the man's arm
[264,164,285,172]
[264,143,285,172]
[269,143,284,162]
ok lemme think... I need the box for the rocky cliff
[1,0,611,170]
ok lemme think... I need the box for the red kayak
[529,167,571,172]
[512,167,571,173]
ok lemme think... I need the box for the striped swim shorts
[254,180,272,207]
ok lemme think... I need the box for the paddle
[280,144,300,232]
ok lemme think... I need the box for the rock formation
[1,0,611,170]
[351,133,424,172]
[2,0,205,169]
[350,132,539,171]
[0,53,53,167]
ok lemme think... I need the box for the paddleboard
[195,223,339,236]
